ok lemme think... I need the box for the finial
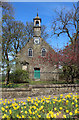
[37,8,38,16]
[37,12,38,16]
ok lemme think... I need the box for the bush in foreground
[10,69,29,83]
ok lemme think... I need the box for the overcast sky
[10,2,77,49]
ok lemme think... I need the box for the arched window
[28,48,33,57]
[36,21,39,26]
[42,48,46,56]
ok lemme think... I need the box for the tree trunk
[7,69,10,84]
[5,69,10,85]
[5,49,10,85]
[71,75,74,84]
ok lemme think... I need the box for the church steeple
[33,13,41,44]
[33,13,41,37]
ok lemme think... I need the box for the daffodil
[57,112,59,116]
[36,103,38,106]
[5,110,7,112]
[24,106,26,108]
[6,106,8,109]
[75,109,78,114]
[59,111,61,114]
[76,104,78,107]
[22,115,25,118]
[7,116,10,120]
[14,98,16,101]
[54,114,56,118]
[63,115,66,118]
[25,111,27,114]
[42,109,44,112]
[75,99,77,103]
[1,107,5,111]
[66,100,69,103]
[72,102,74,105]
[46,113,50,118]
[66,110,69,113]
[3,103,5,105]
[29,109,32,114]
[54,107,57,111]
[38,115,41,118]
[2,115,5,119]
[53,101,55,104]
[69,112,73,116]
[9,110,12,114]
[41,106,44,109]
[35,110,37,113]
[8,101,10,104]
[0,98,2,100]
[16,114,19,118]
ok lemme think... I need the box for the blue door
[34,68,40,79]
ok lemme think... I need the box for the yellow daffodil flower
[63,115,66,118]
[66,110,69,113]
[1,107,5,111]
[69,112,73,116]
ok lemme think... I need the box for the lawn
[29,79,79,85]
[0,93,79,119]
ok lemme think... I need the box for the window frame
[41,48,46,57]
[28,48,33,57]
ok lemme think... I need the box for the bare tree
[51,4,78,44]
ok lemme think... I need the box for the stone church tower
[17,13,59,81]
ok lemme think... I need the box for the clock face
[34,37,40,44]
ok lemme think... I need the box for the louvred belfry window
[36,21,39,26]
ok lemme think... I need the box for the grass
[29,79,79,85]
[0,93,79,119]
[29,80,65,85]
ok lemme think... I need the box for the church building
[17,13,59,81]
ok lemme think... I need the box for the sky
[10,2,77,50]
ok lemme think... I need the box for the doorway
[34,68,40,79]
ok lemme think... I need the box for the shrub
[2,74,6,82]
[10,69,29,83]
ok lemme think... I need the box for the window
[22,65,27,70]
[36,21,39,26]
[28,48,33,57]
[42,48,46,56]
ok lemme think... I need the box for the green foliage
[10,69,29,83]
[1,83,29,88]
[2,75,6,82]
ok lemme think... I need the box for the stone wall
[1,84,79,99]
